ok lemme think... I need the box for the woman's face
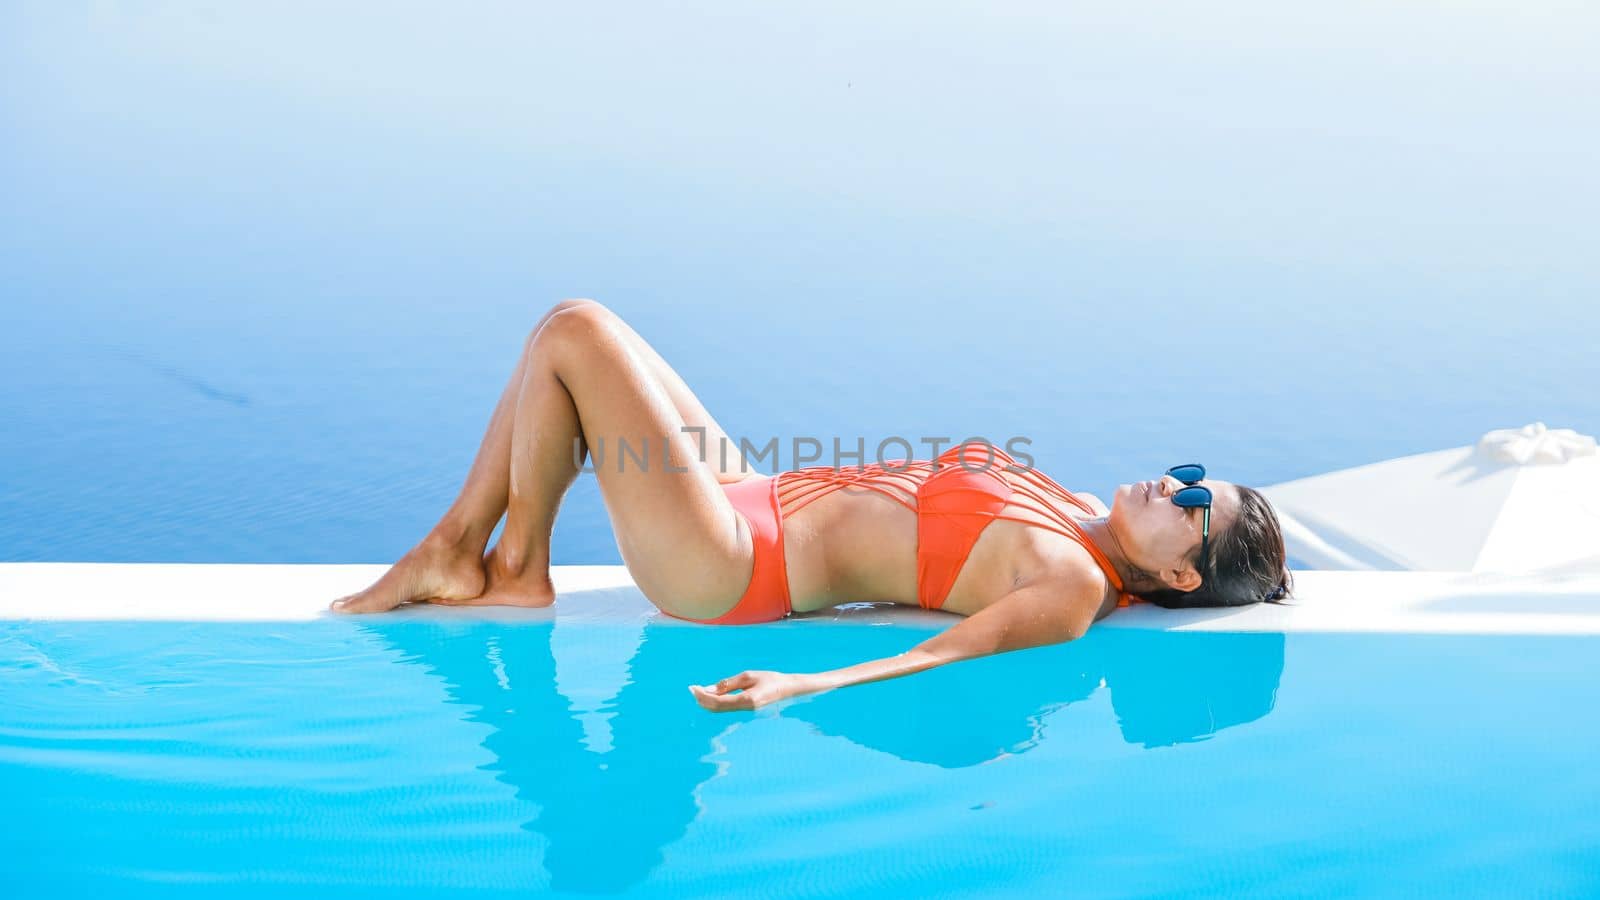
[1108,472,1239,590]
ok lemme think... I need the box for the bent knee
[550,297,606,317]
[528,298,610,345]
[533,301,625,363]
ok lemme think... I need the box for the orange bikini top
[773,444,1142,609]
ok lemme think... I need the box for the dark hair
[1138,484,1294,609]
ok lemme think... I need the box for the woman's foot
[329,534,487,614]
[432,542,556,608]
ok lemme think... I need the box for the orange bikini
[670,443,1139,625]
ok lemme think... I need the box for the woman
[330,299,1293,712]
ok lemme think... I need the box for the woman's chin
[1105,496,1128,526]
[1107,483,1135,517]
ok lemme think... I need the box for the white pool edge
[2,563,1599,635]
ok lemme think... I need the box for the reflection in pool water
[6,620,1600,896]
[364,621,1284,892]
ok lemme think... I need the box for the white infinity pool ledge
[2,564,1599,635]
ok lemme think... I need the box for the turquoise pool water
[3,620,1597,897]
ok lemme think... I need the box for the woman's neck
[1073,516,1149,595]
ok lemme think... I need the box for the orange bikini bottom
[663,474,792,625]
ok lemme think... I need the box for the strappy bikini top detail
[772,444,1138,611]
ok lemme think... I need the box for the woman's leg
[461,302,758,616]
[333,301,758,617]
[463,303,758,607]
[329,300,588,612]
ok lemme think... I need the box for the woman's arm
[689,571,1102,712]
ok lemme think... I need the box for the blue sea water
[4,2,1600,896]
[2,1,1598,565]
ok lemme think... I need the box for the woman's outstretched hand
[689,670,814,712]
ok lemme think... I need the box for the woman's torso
[772,448,1123,622]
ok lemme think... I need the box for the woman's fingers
[707,691,750,711]
[689,670,806,712]
[690,685,725,711]
[689,681,759,712]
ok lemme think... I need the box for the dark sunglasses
[1166,463,1212,574]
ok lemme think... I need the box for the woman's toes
[326,539,487,615]
[329,588,396,614]
[329,592,371,612]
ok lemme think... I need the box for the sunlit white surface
[1265,427,1600,574]
[4,563,1599,635]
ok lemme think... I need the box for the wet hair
[1138,485,1294,609]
